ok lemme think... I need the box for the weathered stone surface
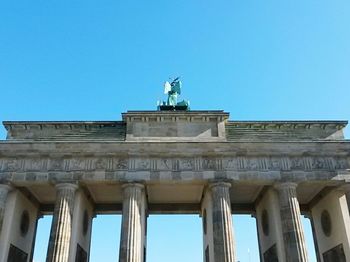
[3,121,126,141]
[46,183,78,262]
[0,110,349,261]
[0,184,11,236]
[0,156,348,184]
[226,121,347,141]
[276,182,308,262]
[119,183,146,262]
[209,182,236,262]
[122,111,228,142]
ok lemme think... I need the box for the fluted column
[0,184,11,236]
[276,182,308,262]
[46,183,78,262]
[119,183,146,262]
[210,182,236,262]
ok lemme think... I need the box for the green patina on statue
[158,77,190,111]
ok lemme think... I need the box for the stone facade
[0,110,349,262]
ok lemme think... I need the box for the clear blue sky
[1,1,349,261]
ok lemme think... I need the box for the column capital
[209,181,231,190]
[55,182,79,191]
[122,182,145,190]
[274,182,298,191]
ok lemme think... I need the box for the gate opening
[32,215,52,262]
[90,214,122,262]
[233,214,260,262]
[302,216,317,262]
[147,215,202,262]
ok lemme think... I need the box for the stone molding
[209,181,232,190]
[55,182,78,191]
[0,156,348,173]
[226,121,347,130]
[122,183,145,190]
[122,111,229,123]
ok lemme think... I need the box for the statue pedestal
[159,105,189,111]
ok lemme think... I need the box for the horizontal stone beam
[39,202,256,215]
[0,156,348,175]
[1,141,350,157]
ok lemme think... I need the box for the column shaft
[119,183,146,262]
[345,191,350,215]
[210,182,236,262]
[46,183,78,262]
[0,184,11,236]
[276,182,308,262]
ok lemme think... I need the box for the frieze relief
[25,158,47,171]
[0,156,349,173]
[179,159,194,171]
[69,158,87,171]
[48,159,65,171]
[334,158,348,170]
[93,158,109,170]
[112,158,128,170]
[135,158,150,170]
[1,158,24,172]
[202,158,216,170]
[157,159,171,171]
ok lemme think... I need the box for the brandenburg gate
[0,109,350,262]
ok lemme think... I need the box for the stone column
[46,183,78,262]
[345,191,350,215]
[0,184,11,236]
[119,183,146,262]
[210,182,236,262]
[276,182,308,262]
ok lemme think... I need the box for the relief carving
[48,159,64,171]
[2,159,21,172]
[268,157,281,170]
[224,158,237,170]
[0,155,346,174]
[157,159,171,170]
[334,158,348,170]
[69,158,87,171]
[312,157,329,170]
[179,159,194,171]
[94,158,108,170]
[25,158,46,171]
[291,157,304,170]
[246,158,259,170]
[135,159,149,170]
[113,158,128,170]
[202,158,216,170]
